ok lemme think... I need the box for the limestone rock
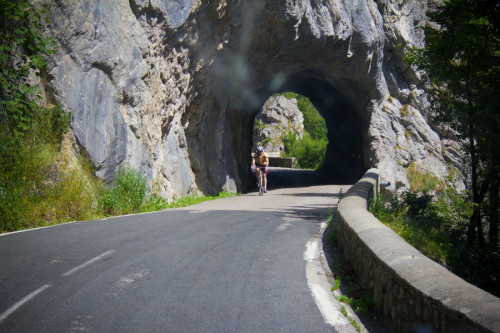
[36,0,464,196]
[253,96,304,156]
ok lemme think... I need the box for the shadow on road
[262,167,342,191]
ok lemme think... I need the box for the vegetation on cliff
[405,0,499,250]
[371,172,499,297]
[0,2,234,233]
[372,0,500,296]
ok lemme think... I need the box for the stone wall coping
[337,169,500,332]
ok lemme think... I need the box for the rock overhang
[40,0,463,196]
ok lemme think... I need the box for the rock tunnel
[211,71,369,192]
[261,74,366,184]
[40,0,460,198]
[182,0,381,195]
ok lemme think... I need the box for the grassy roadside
[367,167,499,297]
[369,188,499,297]
[0,149,237,233]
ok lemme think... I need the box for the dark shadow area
[262,73,366,184]
[266,167,337,190]
[277,192,340,198]
[239,72,366,193]
[279,205,333,221]
[245,166,349,193]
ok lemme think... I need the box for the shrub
[371,188,499,296]
[406,163,446,193]
[99,166,147,215]
[282,131,327,170]
[275,92,328,170]
[0,137,97,231]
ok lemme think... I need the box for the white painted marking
[308,281,347,326]
[0,284,52,323]
[304,225,348,328]
[63,250,116,277]
[303,239,320,261]
[114,269,149,290]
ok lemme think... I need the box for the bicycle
[257,167,265,196]
[252,166,266,196]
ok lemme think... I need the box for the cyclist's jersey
[254,152,268,166]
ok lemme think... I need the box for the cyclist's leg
[263,168,268,191]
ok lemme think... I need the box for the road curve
[0,170,366,332]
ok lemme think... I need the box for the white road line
[62,250,116,277]
[0,250,116,324]
[304,223,349,328]
[0,284,52,324]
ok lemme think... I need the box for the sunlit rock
[252,95,304,157]
[38,0,463,196]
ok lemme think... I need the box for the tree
[405,0,499,247]
[0,0,54,142]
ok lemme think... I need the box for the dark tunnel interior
[251,74,366,185]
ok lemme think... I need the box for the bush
[282,131,327,169]
[280,92,328,140]
[370,189,499,296]
[0,137,97,231]
[99,166,147,216]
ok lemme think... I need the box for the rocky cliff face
[37,0,461,197]
[253,95,304,156]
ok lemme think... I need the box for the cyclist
[251,145,269,193]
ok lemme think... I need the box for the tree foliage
[280,92,328,140]
[405,0,499,248]
[0,0,55,138]
[279,92,329,169]
[0,1,67,231]
[282,131,328,170]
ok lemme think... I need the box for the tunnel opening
[245,74,366,188]
[251,91,329,170]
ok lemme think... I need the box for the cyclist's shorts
[256,164,268,174]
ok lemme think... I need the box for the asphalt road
[0,168,379,333]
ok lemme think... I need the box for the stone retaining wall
[336,169,500,332]
[269,157,297,168]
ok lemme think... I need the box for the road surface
[0,169,383,332]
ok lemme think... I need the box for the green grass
[370,189,500,297]
[139,191,236,213]
[340,306,361,332]
[0,126,238,233]
[406,163,446,193]
[369,193,448,263]
[331,278,341,292]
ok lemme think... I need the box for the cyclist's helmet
[257,145,264,152]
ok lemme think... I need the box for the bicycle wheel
[259,174,264,196]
